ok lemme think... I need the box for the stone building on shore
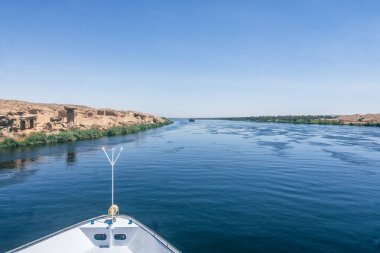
[0,99,166,141]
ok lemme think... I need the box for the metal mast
[102,147,123,219]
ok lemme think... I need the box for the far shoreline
[190,116,380,127]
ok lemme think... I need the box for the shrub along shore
[217,116,380,127]
[0,120,172,149]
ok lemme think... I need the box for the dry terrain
[331,114,380,124]
[0,99,166,141]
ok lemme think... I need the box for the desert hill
[0,99,166,140]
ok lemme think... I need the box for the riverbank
[0,99,172,149]
[214,115,380,127]
[0,99,168,140]
[0,121,172,149]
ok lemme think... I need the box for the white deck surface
[8,215,180,253]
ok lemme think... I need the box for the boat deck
[8,215,180,253]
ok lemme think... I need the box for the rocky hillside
[331,114,380,124]
[0,99,166,140]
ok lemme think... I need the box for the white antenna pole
[112,148,114,206]
[102,146,123,222]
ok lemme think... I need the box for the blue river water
[1,120,380,252]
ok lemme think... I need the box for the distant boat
[189,118,195,122]
[8,147,181,253]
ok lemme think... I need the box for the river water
[1,120,380,252]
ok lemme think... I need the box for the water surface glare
[1,120,380,252]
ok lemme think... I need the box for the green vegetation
[0,120,172,149]
[218,116,380,127]
[223,115,337,124]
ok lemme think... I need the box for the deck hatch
[114,234,126,240]
[94,234,107,240]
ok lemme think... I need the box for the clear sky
[0,0,379,118]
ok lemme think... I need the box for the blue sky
[0,0,379,117]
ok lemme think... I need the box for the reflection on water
[66,145,77,167]
[0,157,39,170]
[0,157,41,188]
[1,120,380,253]
[0,129,150,188]
[66,151,76,165]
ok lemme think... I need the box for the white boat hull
[7,215,181,253]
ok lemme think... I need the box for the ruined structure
[97,109,117,117]
[64,106,77,123]
[19,115,37,130]
[0,115,13,128]
[0,99,167,141]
